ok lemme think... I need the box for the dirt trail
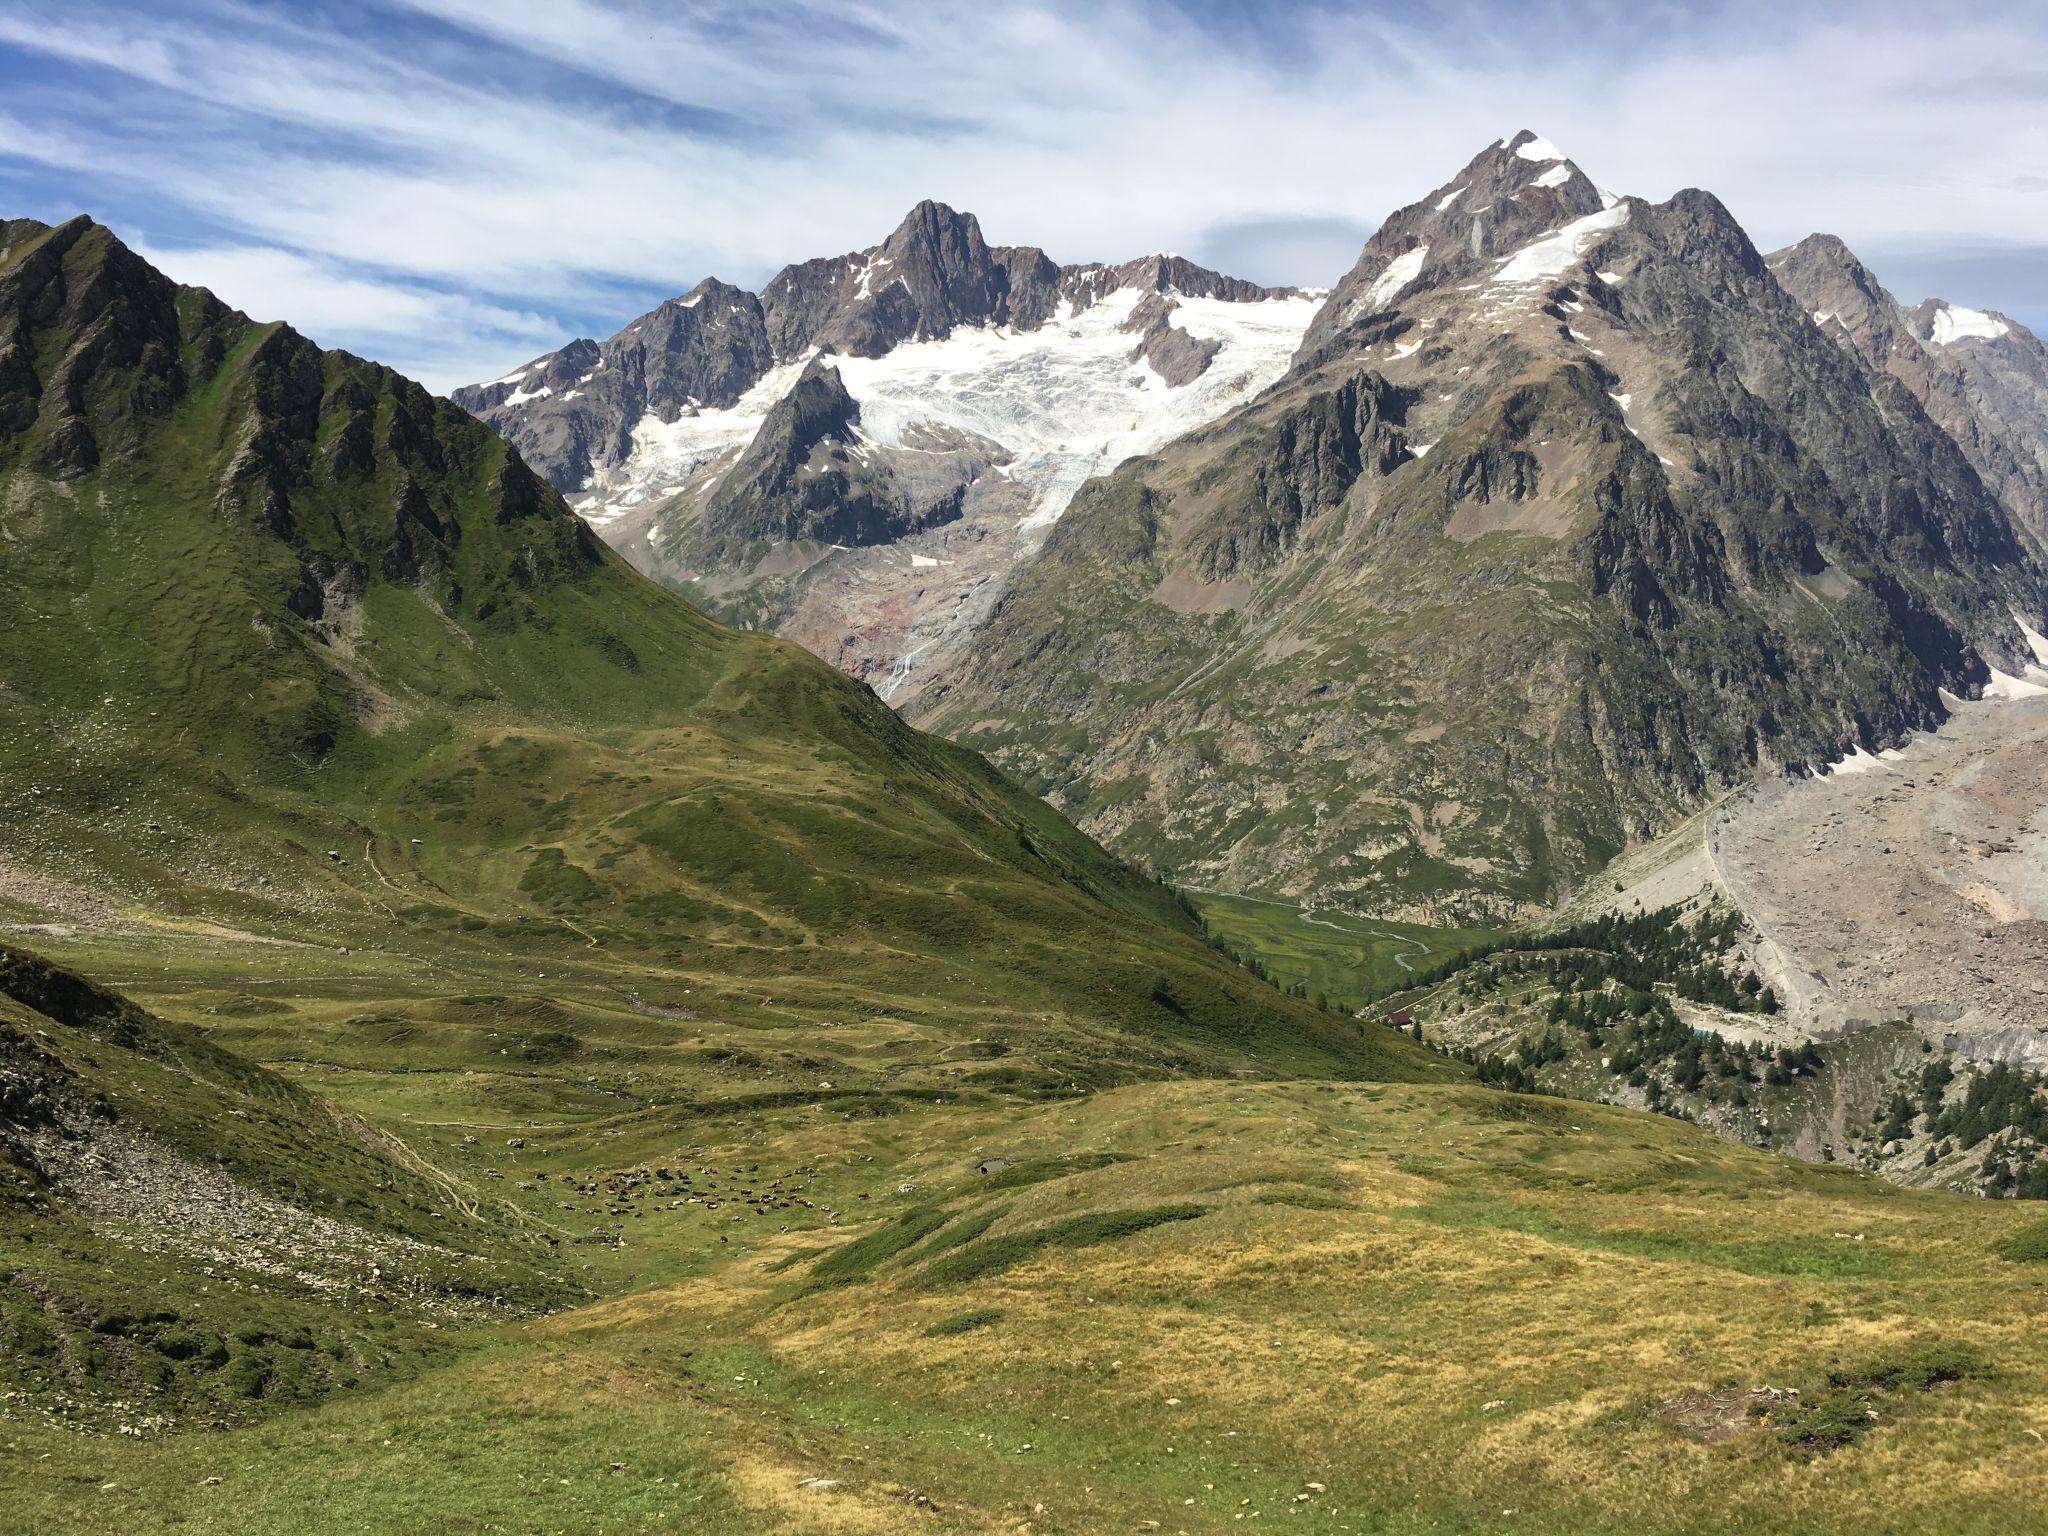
[1710,694,2048,1065]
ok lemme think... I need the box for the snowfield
[837,287,1323,532]
[573,287,1321,534]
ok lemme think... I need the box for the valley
[2,61,2047,1535]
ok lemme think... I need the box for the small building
[1386,1008,1414,1029]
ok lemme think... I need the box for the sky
[2,0,2043,394]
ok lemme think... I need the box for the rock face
[1770,234,2048,552]
[760,199,1064,359]
[453,201,1316,701]
[910,133,2048,922]
[696,359,971,557]
[452,278,773,491]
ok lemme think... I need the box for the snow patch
[1531,162,1573,189]
[1434,186,1466,212]
[1490,206,1630,287]
[1357,245,1429,317]
[1825,744,1885,777]
[2017,615,2048,667]
[1984,667,2048,701]
[1928,303,2009,346]
[502,383,553,407]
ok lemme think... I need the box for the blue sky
[3,1,2043,392]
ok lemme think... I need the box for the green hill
[0,213,1428,1090]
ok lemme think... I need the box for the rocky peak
[1301,131,1610,357]
[759,198,1062,360]
[1765,233,1912,366]
[1072,253,1287,307]
[0,215,223,479]
[1770,234,2048,550]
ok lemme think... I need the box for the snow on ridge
[1514,134,1567,163]
[1434,186,1467,213]
[1491,206,1630,287]
[1531,163,1573,190]
[1929,303,2009,346]
[491,364,539,386]
[1357,245,1429,318]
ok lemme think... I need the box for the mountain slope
[452,202,1320,703]
[1768,233,2048,552]
[912,134,2048,920]
[0,941,555,1425]
[0,213,1432,1089]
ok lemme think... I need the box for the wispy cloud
[2,1,2044,391]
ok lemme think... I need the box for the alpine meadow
[3,5,2048,1533]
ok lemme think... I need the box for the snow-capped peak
[1513,133,1567,163]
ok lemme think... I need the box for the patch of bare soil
[1655,1385,1799,1443]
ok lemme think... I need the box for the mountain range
[453,202,1318,700]
[458,133,2048,923]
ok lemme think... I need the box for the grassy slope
[1191,890,1500,1012]
[4,1074,2047,1534]
[0,215,1421,1090]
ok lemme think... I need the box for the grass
[912,1204,1210,1287]
[9,1077,2048,1533]
[1993,1217,2048,1263]
[922,1307,1003,1337]
[1189,890,1499,1012]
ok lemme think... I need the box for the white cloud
[1,1,2043,391]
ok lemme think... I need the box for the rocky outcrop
[452,278,773,489]
[695,359,969,557]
